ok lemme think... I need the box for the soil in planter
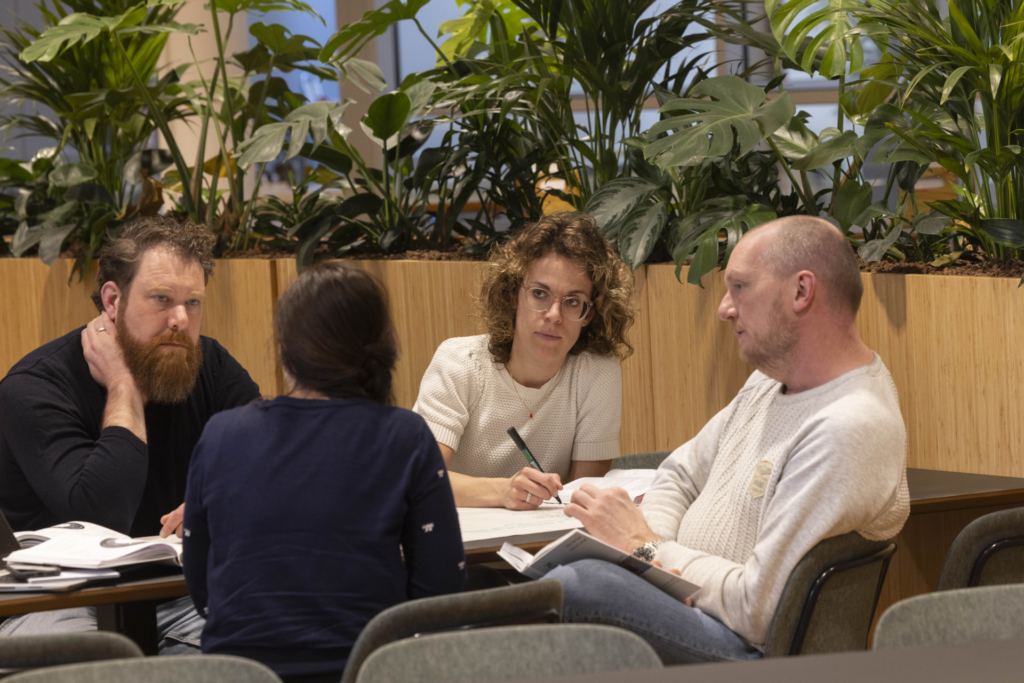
[857,257,1024,278]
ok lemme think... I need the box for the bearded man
[549,216,910,664]
[0,216,260,651]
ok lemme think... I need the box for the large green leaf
[320,0,431,63]
[20,7,197,63]
[832,179,873,231]
[767,0,867,79]
[791,130,859,171]
[858,222,902,262]
[584,178,661,238]
[769,112,820,162]
[49,163,98,188]
[670,198,776,288]
[212,0,324,22]
[644,76,795,169]
[617,198,668,271]
[337,58,387,94]
[364,92,412,144]
[236,101,349,167]
[981,219,1024,249]
[0,159,33,182]
[913,211,951,236]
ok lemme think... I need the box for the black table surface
[501,638,1024,683]
[907,467,1024,502]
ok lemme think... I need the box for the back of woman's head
[276,262,397,404]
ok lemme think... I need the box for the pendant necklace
[510,380,535,419]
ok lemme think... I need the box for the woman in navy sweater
[182,262,466,682]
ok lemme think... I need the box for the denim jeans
[0,595,204,655]
[546,559,764,665]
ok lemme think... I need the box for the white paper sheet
[458,505,583,549]
[545,469,658,504]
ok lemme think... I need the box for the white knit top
[641,353,910,647]
[412,335,621,479]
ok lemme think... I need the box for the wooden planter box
[3,258,1022,478]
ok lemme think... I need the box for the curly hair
[478,212,635,364]
[91,215,216,311]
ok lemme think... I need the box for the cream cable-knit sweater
[642,353,910,647]
[412,335,621,479]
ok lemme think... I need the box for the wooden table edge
[909,488,1024,515]
[0,576,188,617]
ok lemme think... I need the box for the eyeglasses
[521,286,593,321]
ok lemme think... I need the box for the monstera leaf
[644,76,795,170]
[669,197,776,287]
[236,101,349,167]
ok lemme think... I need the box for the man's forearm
[103,383,147,443]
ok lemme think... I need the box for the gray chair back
[935,507,1024,591]
[355,624,661,683]
[0,632,142,675]
[340,580,562,683]
[873,584,1024,650]
[763,531,896,657]
[610,451,671,470]
[4,655,281,683]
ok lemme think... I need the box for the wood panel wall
[272,259,656,455]
[4,258,1023,476]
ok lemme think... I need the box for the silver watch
[632,539,665,563]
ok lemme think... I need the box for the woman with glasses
[413,212,636,509]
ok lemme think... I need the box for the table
[907,467,1024,512]
[505,638,1024,683]
[6,468,1024,656]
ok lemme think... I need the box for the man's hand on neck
[82,313,148,443]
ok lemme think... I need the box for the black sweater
[183,396,467,678]
[0,327,261,536]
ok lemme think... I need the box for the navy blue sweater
[182,395,466,678]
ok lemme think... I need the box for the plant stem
[209,6,242,218]
[767,136,813,212]
[114,39,195,216]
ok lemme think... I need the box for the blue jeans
[546,559,763,665]
[0,596,204,655]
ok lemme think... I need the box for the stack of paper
[6,526,183,569]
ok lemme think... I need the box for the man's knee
[547,559,627,611]
[0,608,96,637]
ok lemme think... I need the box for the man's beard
[738,295,797,372]
[116,312,203,405]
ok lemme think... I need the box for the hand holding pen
[507,427,564,505]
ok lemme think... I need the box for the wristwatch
[632,539,665,563]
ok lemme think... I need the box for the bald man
[547,216,910,664]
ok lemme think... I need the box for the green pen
[507,427,563,504]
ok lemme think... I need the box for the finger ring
[97,327,106,332]
[526,492,532,503]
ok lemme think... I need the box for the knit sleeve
[651,400,909,646]
[570,353,621,462]
[640,399,735,541]
[412,338,481,452]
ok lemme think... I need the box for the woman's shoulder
[566,348,621,377]
[434,334,491,359]
[428,335,493,376]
